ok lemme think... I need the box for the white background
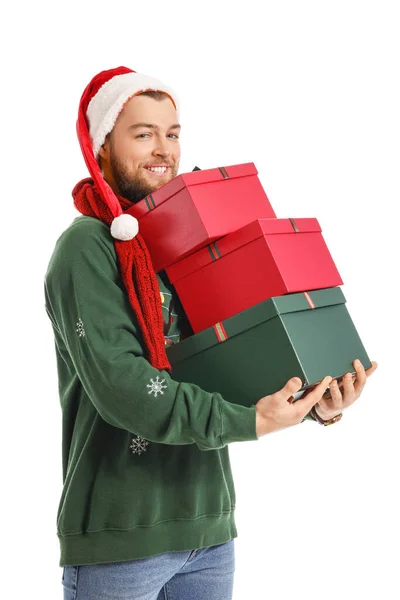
[2,1,399,598]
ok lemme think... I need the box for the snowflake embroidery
[147,376,167,397]
[130,435,149,455]
[76,318,85,338]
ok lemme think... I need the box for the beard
[109,140,178,205]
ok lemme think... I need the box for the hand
[255,375,333,438]
[314,359,378,421]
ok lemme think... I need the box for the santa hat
[73,66,179,372]
[76,66,180,241]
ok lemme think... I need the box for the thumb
[302,376,333,412]
[277,377,303,401]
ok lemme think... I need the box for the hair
[138,90,171,102]
[138,89,178,111]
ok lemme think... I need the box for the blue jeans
[62,539,235,600]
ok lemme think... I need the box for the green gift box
[166,287,372,408]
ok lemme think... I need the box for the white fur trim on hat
[110,214,139,241]
[87,72,180,157]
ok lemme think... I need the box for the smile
[144,166,169,175]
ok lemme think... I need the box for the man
[44,66,377,600]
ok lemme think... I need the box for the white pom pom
[110,214,139,241]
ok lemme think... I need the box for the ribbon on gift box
[213,321,229,343]
[303,291,316,309]
[144,193,157,212]
[207,242,222,262]
[218,166,230,179]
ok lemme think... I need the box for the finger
[335,375,354,391]
[354,360,378,395]
[318,378,343,412]
[299,386,315,399]
[353,359,367,395]
[288,387,312,404]
[301,376,333,412]
[341,373,355,405]
[323,372,354,398]
[366,361,378,377]
[276,377,303,402]
[330,379,343,404]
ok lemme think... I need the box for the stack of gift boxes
[127,163,371,408]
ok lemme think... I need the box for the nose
[152,136,172,159]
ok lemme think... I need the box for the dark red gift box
[125,163,276,272]
[166,217,343,333]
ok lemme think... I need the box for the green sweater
[44,216,260,567]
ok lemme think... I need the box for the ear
[98,137,110,162]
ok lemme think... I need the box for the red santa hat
[76,66,180,241]
[73,66,179,373]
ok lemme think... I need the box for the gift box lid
[166,217,321,283]
[125,162,259,219]
[166,287,345,364]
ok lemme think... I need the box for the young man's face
[98,94,181,204]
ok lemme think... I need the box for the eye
[136,133,150,138]
[168,134,179,139]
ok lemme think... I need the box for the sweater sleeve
[44,217,259,451]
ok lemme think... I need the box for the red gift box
[125,163,276,272]
[166,218,344,333]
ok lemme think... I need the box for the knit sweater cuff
[219,398,259,445]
